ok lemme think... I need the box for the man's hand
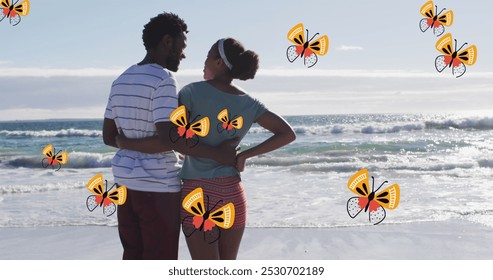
[214,138,240,166]
[115,134,127,149]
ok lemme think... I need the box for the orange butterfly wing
[457,45,478,66]
[435,33,454,55]
[308,35,329,56]
[42,144,54,159]
[287,23,305,46]
[437,10,454,27]
[419,1,435,19]
[170,105,188,128]
[347,168,371,197]
[374,184,400,210]
[189,117,210,137]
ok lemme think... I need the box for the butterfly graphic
[182,187,235,244]
[435,33,477,78]
[286,23,329,68]
[0,0,30,26]
[346,169,400,225]
[41,144,68,171]
[86,174,127,217]
[169,105,210,148]
[419,1,453,37]
[217,109,243,136]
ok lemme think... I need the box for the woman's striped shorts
[181,176,246,229]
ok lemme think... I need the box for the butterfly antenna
[437,7,446,16]
[308,32,320,43]
[375,180,389,192]
[210,199,224,211]
[371,176,375,192]
[190,113,202,123]
[208,228,221,244]
[457,42,468,52]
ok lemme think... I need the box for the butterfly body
[286,23,329,68]
[86,174,127,217]
[169,105,210,147]
[217,109,243,136]
[435,33,477,78]
[182,187,235,244]
[41,144,68,171]
[419,1,453,37]
[346,169,400,225]
[177,123,196,139]
[0,0,30,26]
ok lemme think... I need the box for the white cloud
[3,66,493,79]
[0,67,125,77]
[0,106,105,121]
[0,70,492,120]
[337,45,364,51]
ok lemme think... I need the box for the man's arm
[115,121,238,165]
[115,134,167,154]
[102,118,119,148]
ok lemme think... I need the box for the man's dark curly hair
[142,12,188,51]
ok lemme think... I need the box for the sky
[0,0,492,120]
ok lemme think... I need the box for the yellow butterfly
[286,23,329,68]
[169,105,210,147]
[182,187,235,243]
[346,169,400,225]
[86,174,127,217]
[419,1,453,37]
[41,144,68,171]
[217,108,243,136]
[0,0,30,26]
[435,33,477,78]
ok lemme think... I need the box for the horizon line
[1,67,493,79]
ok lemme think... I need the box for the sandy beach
[1,219,492,260]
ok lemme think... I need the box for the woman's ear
[215,58,223,68]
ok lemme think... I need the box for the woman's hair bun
[223,38,259,81]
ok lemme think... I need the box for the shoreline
[1,219,492,260]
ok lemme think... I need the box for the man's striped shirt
[104,64,180,193]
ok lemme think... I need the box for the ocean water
[1,113,493,229]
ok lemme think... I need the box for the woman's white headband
[218,39,233,70]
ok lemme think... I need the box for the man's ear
[160,34,174,50]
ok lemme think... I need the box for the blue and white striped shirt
[104,64,181,192]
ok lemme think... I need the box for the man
[103,12,236,260]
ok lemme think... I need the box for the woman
[119,38,295,259]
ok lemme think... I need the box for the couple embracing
[103,12,295,260]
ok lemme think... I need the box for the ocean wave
[360,124,423,134]
[246,116,493,137]
[425,117,493,130]
[0,181,83,194]
[0,128,102,137]
[5,152,113,169]
[281,161,482,173]
[250,155,356,167]
[478,159,493,168]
